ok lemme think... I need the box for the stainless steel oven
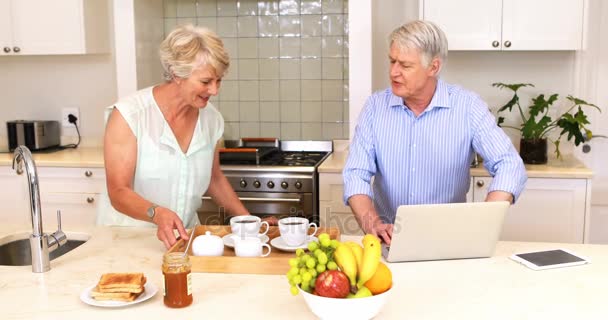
[196,140,332,225]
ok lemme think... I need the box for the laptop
[382,201,510,262]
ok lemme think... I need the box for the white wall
[0,54,117,148]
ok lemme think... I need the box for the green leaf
[497,117,505,127]
[529,94,558,118]
[492,83,535,92]
[566,95,602,113]
[498,95,518,113]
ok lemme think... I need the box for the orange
[364,262,392,295]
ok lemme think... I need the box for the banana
[344,241,364,272]
[357,234,382,289]
[333,244,358,288]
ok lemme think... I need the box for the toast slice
[91,285,145,302]
[97,273,146,293]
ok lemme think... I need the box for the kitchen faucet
[12,145,67,272]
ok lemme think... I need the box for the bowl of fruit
[286,234,393,320]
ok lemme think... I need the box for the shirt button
[413,144,416,147]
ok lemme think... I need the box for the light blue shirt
[343,79,527,223]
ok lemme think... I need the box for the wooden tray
[168,225,341,275]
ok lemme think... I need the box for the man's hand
[261,216,278,226]
[152,207,189,249]
[359,212,394,245]
[485,190,514,203]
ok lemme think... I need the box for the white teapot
[192,231,224,256]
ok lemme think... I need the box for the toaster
[7,120,60,151]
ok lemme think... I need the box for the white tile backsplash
[217,0,238,16]
[259,59,280,79]
[239,101,260,121]
[260,101,280,121]
[280,58,301,79]
[197,0,217,16]
[238,38,259,58]
[168,0,348,140]
[237,16,259,37]
[238,80,260,101]
[237,0,258,16]
[280,101,301,122]
[217,17,238,37]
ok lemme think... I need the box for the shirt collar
[159,111,210,157]
[389,78,451,112]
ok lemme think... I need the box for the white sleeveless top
[96,86,224,228]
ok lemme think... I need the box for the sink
[0,233,90,266]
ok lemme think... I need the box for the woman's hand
[152,207,189,249]
[261,216,279,226]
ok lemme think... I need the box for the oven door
[197,192,315,225]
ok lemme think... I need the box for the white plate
[80,282,158,308]
[222,233,270,248]
[270,236,318,252]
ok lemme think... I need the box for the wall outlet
[61,107,79,127]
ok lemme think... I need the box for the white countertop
[0,147,104,168]
[319,149,593,179]
[2,224,608,319]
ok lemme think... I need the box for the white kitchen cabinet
[0,0,110,55]
[319,173,364,235]
[422,0,584,50]
[0,165,105,230]
[472,176,590,243]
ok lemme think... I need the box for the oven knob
[295,181,302,189]
[253,180,261,188]
[239,180,247,188]
[281,181,288,189]
[267,181,275,188]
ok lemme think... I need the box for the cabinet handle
[3,47,10,53]
[492,41,499,48]
[86,197,95,203]
[13,46,20,53]
[504,41,511,48]
[476,180,485,187]
[84,170,93,177]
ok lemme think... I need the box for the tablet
[510,249,589,270]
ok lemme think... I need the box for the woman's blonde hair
[389,20,448,72]
[159,24,230,81]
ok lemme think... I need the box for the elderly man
[343,20,527,244]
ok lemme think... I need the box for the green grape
[301,281,310,292]
[288,258,299,267]
[290,285,299,296]
[309,278,316,288]
[302,272,312,283]
[316,263,326,273]
[301,254,311,262]
[288,266,299,277]
[307,241,319,252]
[327,261,338,270]
[309,268,318,277]
[295,248,305,257]
[317,252,328,265]
[300,267,309,275]
[288,278,295,286]
[320,238,331,248]
[318,233,330,242]
[293,274,302,285]
[330,239,340,249]
[306,258,316,269]
[313,248,323,257]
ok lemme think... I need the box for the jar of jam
[162,252,193,308]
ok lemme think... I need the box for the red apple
[314,270,350,298]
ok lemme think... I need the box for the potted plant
[492,82,601,164]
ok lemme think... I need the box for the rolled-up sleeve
[343,97,378,205]
[470,97,527,202]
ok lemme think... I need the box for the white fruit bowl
[298,285,392,320]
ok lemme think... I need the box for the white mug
[230,215,269,238]
[232,236,271,257]
[279,217,318,247]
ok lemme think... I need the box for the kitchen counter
[2,224,608,319]
[319,149,593,178]
[0,147,104,167]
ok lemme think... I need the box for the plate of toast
[80,272,158,307]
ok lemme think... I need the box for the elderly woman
[98,25,261,249]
